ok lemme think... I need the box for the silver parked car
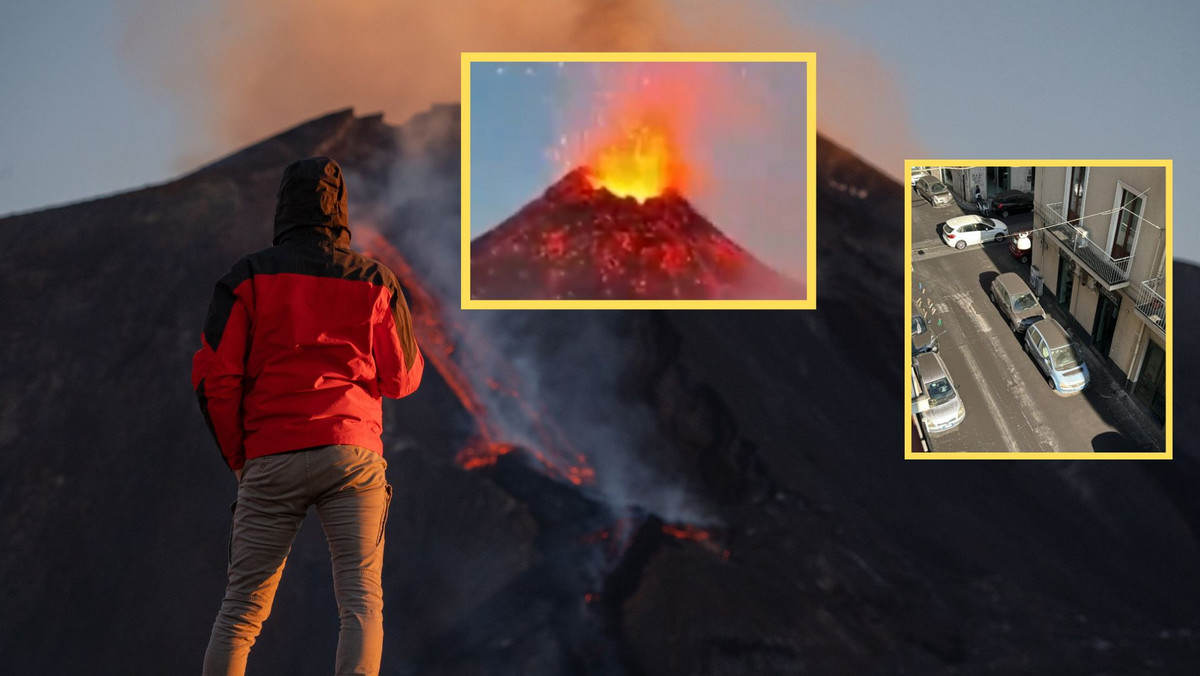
[912,313,938,355]
[916,351,965,434]
[990,272,1044,333]
[916,175,953,206]
[1024,319,1090,394]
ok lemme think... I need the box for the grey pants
[202,445,392,676]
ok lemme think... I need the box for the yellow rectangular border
[904,159,1172,460]
[460,51,816,310]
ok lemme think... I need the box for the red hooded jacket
[192,157,423,471]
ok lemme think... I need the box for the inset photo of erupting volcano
[462,53,815,309]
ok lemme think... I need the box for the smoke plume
[121,0,918,178]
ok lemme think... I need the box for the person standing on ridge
[192,156,424,675]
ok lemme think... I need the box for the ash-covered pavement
[909,191,1162,452]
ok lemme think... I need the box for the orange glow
[586,118,686,202]
[549,64,734,204]
[662,524,711,542]
[456,442,516,470]
[356,228,594,485]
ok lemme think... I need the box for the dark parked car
[912,313,938,355]
[986,190,1034,217]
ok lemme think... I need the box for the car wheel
[955,240,966,250]
[1002,209,1010,217]
[994,233,1004,242]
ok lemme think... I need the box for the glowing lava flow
[356,227,594,486]
[586,119,686,202]
[663,523,730,560]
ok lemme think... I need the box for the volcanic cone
[470,168,804,300]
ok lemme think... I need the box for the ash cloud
[120,0,920,180]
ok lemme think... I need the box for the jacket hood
[273,157,350,245]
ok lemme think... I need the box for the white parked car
[941,215,1009,250]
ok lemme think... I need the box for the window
[1112,188,1142,260]
[1067,167,1087,223]
[1050,344,1081,370]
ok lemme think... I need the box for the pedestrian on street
[192,156,424,675]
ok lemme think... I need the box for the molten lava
[356,228,594,485]
[470,169,805,301]
[662,524,711,542]
[586,119,685,202]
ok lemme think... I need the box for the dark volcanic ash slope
[469,168,805,301]
[1,108,1199,675]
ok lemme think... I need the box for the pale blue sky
[2,1,1198,262]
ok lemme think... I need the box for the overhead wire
[909,184,1158,256]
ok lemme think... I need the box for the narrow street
[911,192,1151,452]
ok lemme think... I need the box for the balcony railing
[1128,276,1166,334]
[1038,201,1131,288]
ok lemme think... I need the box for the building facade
[1030,165,1168,422]
[938,166,1035,202]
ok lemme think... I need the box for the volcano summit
[469,168,805,301]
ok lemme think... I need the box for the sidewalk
[1035,287,1166,453]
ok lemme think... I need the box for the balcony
[1128,276,1166,336]
[1037,201,1130,289]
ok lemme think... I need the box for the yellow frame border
[460,51,817,310]
[904,159,1173,460]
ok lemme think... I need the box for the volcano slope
[1,107,1198,675]
[469,168,805,301]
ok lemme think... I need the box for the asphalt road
[910,191,1142,452]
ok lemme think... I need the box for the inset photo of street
[906,162,1172,457]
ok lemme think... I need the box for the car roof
[946,215,985,227]
[1030,318,1071,347]
[994,189,1030,200]
[916,351,949,383]
[994,271,1032,293]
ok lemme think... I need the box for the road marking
[947,290,1062,452]
[955,340,1022,452]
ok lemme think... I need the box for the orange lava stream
[357,227,594,486]
[662,524,712,542]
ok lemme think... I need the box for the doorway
[1057,253,1074,309]
[985,167,1011,196]
[1092,290,1120,356]
[1134,340,1166,423]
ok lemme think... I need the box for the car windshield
[926,378,955,404]
[1050,344,1081,370]
[912,315,928,335]
[1012,293,1038,311]
[979,217,996,229]
[931,183,946,192]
